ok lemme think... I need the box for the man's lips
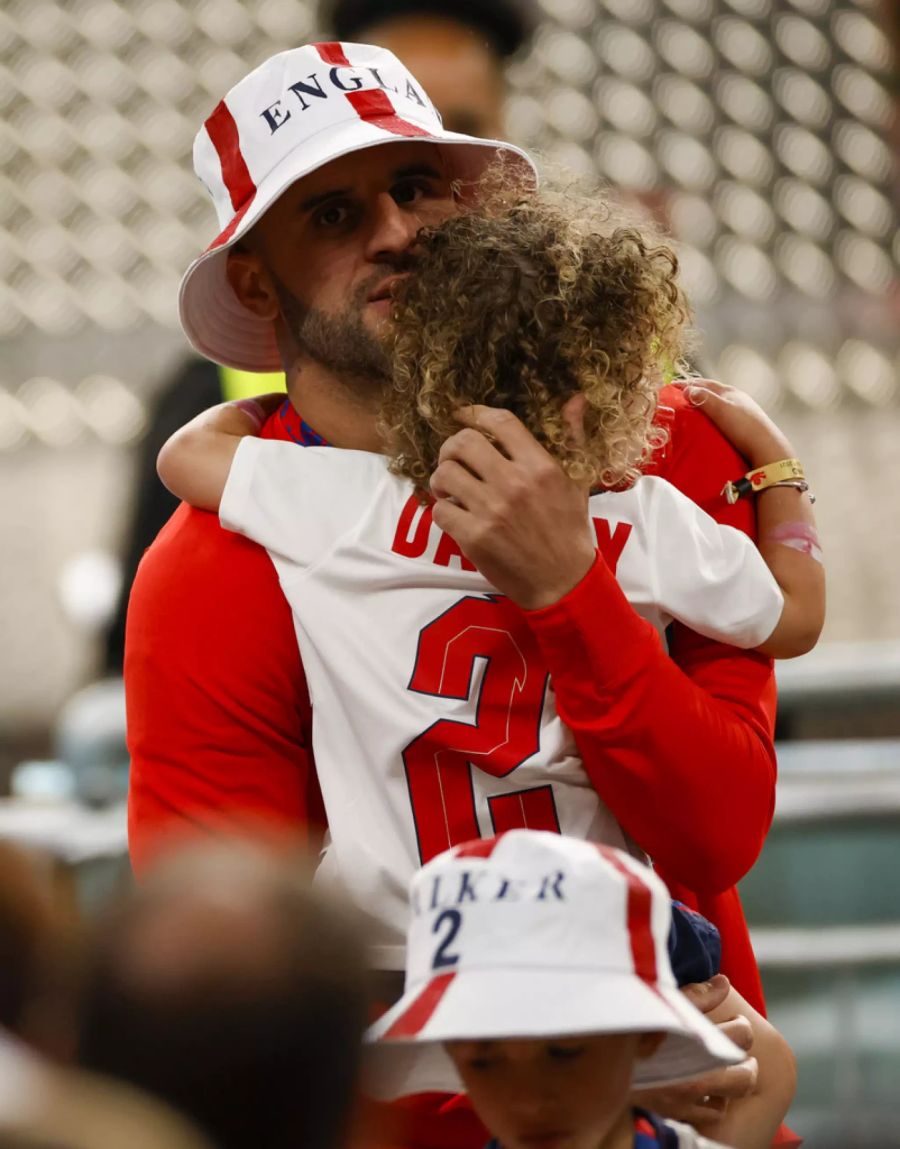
[368,274,409,303]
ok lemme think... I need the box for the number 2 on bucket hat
[366,831,746,1099]
[178,42,537,374]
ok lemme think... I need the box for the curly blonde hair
[380,174,691,490]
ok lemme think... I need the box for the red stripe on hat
[204,197,255,254]
[382,972,456,1038]
[454,835,503,860]
[348,88,430,137]
[205,101,256,211]
[314,42,429,138]
[315,41,351,66]
[601,850,658,983]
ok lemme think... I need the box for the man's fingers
[679,974,731,1015]
[453,405,537,460]
[718,1014,754,1053]
[438,426,507,480]
[431,492,468,536]
[686,1056,759,1103]
[561,392,588,448]
[630,1084,729,1128]
[430,459,482,509]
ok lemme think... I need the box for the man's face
[445,1034,647,1149]
[239,142,457,385]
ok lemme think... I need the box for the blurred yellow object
[218,366,286,401]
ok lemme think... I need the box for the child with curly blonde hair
[382,183,686,494]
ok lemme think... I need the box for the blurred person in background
[75,839,369,1149]
[0,1028,214,1149]
[321,0,535,137]
[0,842,212,1149]
[0,842,78,1062]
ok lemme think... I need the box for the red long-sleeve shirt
[125,385,776,1011]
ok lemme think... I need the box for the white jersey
[222,439,782,968]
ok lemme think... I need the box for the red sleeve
[524,386,778,1004]
[523,388,777,892]
[523,553,775,896]
[125,501,322,875]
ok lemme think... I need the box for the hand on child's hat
[630,975,758,1129]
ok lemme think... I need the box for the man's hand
[631,975,758,1128]
[429,403,596,611]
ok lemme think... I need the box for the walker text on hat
[411,868,567,916]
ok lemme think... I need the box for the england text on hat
[259,64,431,135]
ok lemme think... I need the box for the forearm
[754,483,825,658]
[157,396,278,511]
[699,991,797,1149]
[681,381,825,659]
[524,554,776,892]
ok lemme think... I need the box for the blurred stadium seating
[741,738,900,1145]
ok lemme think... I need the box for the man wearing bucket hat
[126,40,781,1120]
[369,831,793,1149]
[177,43,536,374]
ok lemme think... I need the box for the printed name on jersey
[391,494,634,575]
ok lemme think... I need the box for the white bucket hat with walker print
[365,831,745,1099]
[178,41,537,374]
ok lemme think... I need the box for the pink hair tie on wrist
[231,398,267,430]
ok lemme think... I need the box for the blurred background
[0,0,897,1144]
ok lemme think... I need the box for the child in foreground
[368,829,779,1149]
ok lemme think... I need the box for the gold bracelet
[722,458,805,504]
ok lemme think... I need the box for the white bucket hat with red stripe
[178,41,537,372]
[365,831,745,1099]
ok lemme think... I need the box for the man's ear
[636,1032,666,1059]
[226,247,280,320]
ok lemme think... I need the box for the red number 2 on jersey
[403,595,560,863]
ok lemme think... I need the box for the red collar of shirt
[261,400,329,447]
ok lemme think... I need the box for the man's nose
[364,192,420,262]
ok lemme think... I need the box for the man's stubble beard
[270,269,396,401]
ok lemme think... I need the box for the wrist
[515,548,597,612]
[745,439,795,469]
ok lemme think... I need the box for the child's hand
[677,379,793,468]
[230,392,286,432]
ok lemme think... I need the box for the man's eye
[315,203,350,227]
[392,181,427,206]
